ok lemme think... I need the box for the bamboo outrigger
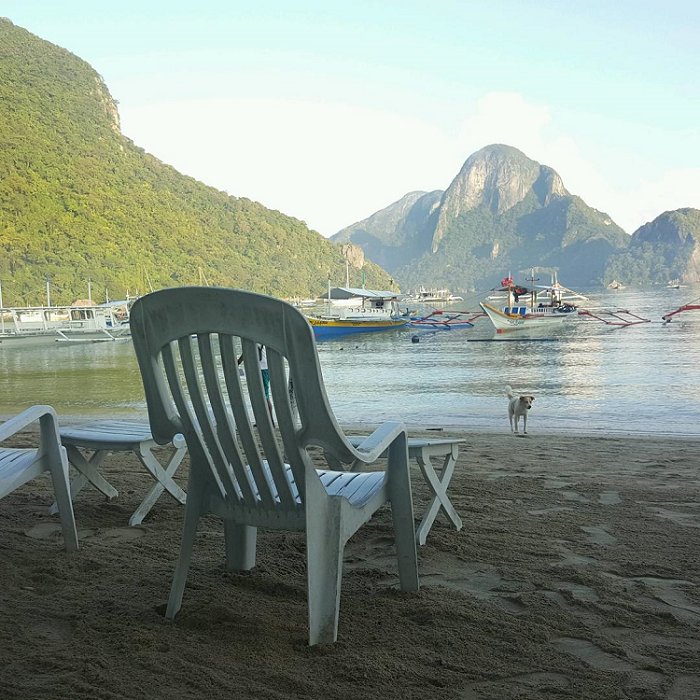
[577,308,651,327]
[662,295,700,323]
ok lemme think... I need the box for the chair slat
[254,348,296,508]
[178,336,241,502]
[161,342,227,498]
[240,338,287,507]
[268,353,306,492]
[318,470,386,506]
[199,333,259,505]
[221,338,276,509]
[196,333,248,504]
[0,450,44,496]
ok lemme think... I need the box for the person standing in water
[238,345,275,427]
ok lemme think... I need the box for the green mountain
[333,144,631,291]
[604,208,700,285]
[332,190,443,271]
[0,19,391,306]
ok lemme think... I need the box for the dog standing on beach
[505,385,535,435]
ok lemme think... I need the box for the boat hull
[55,327,131,343]
[307,317,408,338]
[479,302,576,332]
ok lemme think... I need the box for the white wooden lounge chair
[0,406,79,551]
[130,287,419,645]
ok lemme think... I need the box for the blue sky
[5,1,700,235]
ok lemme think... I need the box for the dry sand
[1,426,699,699]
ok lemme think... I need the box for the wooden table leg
[49,446,118,514]
[414,445,462,545]
[129,441,187,525]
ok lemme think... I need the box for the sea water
[1,286,699,436]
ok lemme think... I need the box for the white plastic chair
[0,406,79,551]
[130,287,419,645]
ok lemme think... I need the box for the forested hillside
[0,19,390,306]
[604,208,700,285]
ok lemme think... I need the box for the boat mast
[527,269,539,308]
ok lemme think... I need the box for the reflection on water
[1,287,699,435]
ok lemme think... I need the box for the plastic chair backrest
[130,287,358,515]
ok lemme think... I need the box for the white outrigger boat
[0,301,131,345]
[479,273,588,332]
[409,287,464,303]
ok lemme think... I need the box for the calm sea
[1,286,699,437]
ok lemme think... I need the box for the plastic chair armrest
[347,421,406,465]
[0,405,58,443]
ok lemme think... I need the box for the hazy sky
[5,1,700,236]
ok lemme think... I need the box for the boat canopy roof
[324,287,399,300]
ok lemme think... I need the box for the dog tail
[505,385,514,398]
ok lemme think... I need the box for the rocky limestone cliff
[339,243,365,269]
[92,75,121,133]
[431,144,567,251]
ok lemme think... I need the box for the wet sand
[1,426,699,699]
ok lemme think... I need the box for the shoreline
[2,409,700,443]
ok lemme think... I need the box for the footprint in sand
[419,553,527,614]
[648,506,700,528]
[551,637,635,671]
[598,490,621,505]
[528,506,574,516]
[100,527,147,541]
[556,582,600,602]
[25,522,97,541]
[28,618,74,643]
[460,671,571,698]
[25,523,146,542]
[667,675,700,699]
[551,543,599,567]
[580,524,617,546]
[603,573,700,622]
[345,535,398,578]
[560,490,590,503]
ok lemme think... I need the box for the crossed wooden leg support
[130,438,187,525]
[413,442,463,545]
[346,436,463,544]
[50,420,187,526]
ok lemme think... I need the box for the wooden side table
[347,436,463,544]
[50,419,187,526]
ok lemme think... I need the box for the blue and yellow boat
[305,287,409,339]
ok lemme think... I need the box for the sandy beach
[1,425,699,699]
